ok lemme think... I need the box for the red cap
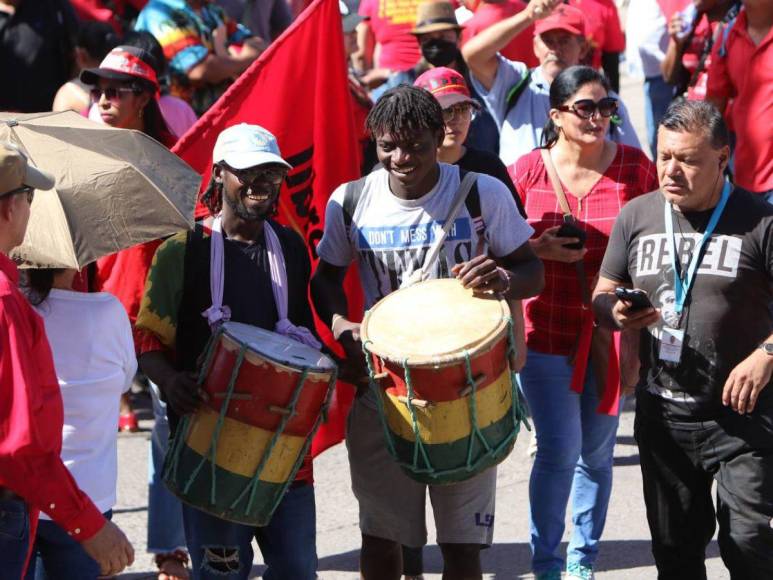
[414,67,479,110]
[534,4,586,37]
[80,46,159,90]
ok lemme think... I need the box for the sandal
[156,550,190,580]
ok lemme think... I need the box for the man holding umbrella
[136,124,320,579]
[0,143,134,577]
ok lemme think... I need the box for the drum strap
[402,170,480,287]
[202,215,322,349]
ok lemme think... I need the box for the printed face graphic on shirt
[356,218,474,301]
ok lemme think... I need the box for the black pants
[635,403,773,580]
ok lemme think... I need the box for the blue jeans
[25,511,112,580]
[643,75,674,158]
[148,383,187,553]
[519,350,622,574]
[182,483,317,579]
[0,497,30,578]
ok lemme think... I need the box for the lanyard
[663,180,731,316]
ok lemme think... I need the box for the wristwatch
[759,343,773,355]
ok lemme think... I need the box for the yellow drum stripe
[184,407,306,484]
[380,368,513,444]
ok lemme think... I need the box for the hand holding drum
[452,255,509,295]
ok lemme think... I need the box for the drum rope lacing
[163,327,338,521]
[363,316,531,481]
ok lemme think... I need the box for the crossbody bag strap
[540,148,572,217]
[539,148,591,307]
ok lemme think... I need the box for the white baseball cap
[212,124,292,170]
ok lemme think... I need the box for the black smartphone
[615,287,653,310]
[555,219,587,250]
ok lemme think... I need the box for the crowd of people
[0,0,771,579]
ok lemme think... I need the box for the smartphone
[555,220,587,250]
[615,287,653,311]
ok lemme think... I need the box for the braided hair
[201,173,223,217]
[366,84,444,140]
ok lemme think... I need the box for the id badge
[658,327,685,363]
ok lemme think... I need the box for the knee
[200,545,243,576]
[534,434,582,471]
[361,534,401,580]
[439,543,482,579]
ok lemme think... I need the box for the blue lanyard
[663,181,731,316]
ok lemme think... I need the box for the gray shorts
[345,398,497,548]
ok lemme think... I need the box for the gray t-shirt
[318,163,534,309]
[600,188,773,421]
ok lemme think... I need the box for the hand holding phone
[615,287,653,311]
[555,220,587,250]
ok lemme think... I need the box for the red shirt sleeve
[0,295,105,542]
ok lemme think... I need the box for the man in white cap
[137,124,321,579]
[0,143,135,577]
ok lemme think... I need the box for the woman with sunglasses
[81,46,191,580]
[508,66,658,580]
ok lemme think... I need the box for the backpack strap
[342,176,368,245]
[504,68,533,117]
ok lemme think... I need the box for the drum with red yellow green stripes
[163,322,336,526]
[361,278,525,485]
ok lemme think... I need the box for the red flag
[172,0,363,456]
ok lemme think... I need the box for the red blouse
[509,144,658,355]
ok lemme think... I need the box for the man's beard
[224,190,276,222]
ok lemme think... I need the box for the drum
[360,278,526,485]
[163,322,336,526]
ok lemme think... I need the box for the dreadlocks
[201,174,223,217]
[366,84,444,140]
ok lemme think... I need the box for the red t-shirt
[707,9,773,194]
[359,0,422,71]
[461,0,539,67]
[569,0,625,69]
[509,145,658,355]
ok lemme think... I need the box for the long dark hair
[24,269,66,306]
[540,66,611,150]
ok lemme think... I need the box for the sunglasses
[557,97,618,120]
[224,164,288,187]
[1,185,35,204]
[442,103,475,123]
[90,87,138,102]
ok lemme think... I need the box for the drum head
[222,322,335,372]
[361,279,510,365]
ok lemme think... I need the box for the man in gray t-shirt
[462,0,640,166]
[593,100,773,578]
[311,85,543,580]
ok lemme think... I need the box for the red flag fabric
[172,0,363,457]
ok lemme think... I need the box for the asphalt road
[111,74,732,578]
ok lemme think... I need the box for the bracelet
[496,267,511,295]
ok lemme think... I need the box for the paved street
[112,75,732,578]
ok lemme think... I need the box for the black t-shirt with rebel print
[601,187,773,421]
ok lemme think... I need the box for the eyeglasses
[442,103,474,123]
[1,185,34,204]
[90,87,137,102]
[557,97,618,120]
[224,164,288,187]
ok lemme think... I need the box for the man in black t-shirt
[593,100,773,579]
[137,124,321,579]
